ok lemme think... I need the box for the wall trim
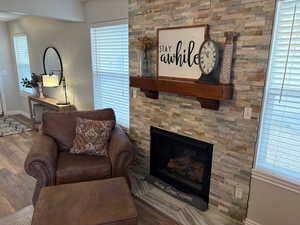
[244,218,262,225]
[252,169,300,194]
[6,110,30,119]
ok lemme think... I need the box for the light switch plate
[244,107,252,119]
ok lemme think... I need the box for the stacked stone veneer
[129,0,276,222]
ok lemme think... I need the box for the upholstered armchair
[24,109,134,204]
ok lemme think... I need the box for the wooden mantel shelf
[130,76,233,110]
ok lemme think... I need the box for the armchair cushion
[56,152,111,185]
[42,108,115,151]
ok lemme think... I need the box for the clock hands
[205,51,209,58]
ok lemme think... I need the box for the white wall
[0,21,21,113]
[247,177,300,225]
[8,16,93,112]
[84,0,128,24]
[5,0,129,115]
[0,0,84,22]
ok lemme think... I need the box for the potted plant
[21,73,42,96]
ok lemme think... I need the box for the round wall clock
[199,40,220,75]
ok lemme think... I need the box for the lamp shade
[42,75,59,87]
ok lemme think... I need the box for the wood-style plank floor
[0,115,35,218]
[0,115,179,225]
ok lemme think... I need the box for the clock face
[199,40,219,75]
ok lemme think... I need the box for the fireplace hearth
[149,126,213,210]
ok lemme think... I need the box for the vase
[32,87,40,97]
[141,49,153,78]
[38,82,45,98]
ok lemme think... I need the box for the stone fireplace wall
[129,0,276,222]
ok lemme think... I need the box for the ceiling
[0,12,20,21]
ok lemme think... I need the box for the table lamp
[42,75,59,88]
[41,75,59,98]
[56,77,70,105]
[42,75,70,105]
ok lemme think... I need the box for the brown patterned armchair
[24,109,134,204]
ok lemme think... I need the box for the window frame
[90,19,130,128]
[12,33,32,95]
[254,0,300,187]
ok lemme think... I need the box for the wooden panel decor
[130,77,233,110]
[219,32,239,84]
[157,25,208,80]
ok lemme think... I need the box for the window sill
[252,168,300,194]
[19,91,32,97]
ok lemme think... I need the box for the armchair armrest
[24,134,58,204]
[108,125,134,180]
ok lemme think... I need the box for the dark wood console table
[28,96,76,129]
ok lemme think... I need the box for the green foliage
[21,73,41,88]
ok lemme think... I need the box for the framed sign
[157,25,208,80]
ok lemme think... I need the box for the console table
[28,96,76,129]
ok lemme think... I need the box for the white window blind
[13,35,32,94]
[91,23,129,127]
[256,0,300,183]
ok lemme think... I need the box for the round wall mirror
[43,47,63,85]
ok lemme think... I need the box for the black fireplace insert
[150,126,213,209]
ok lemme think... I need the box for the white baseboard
[6,110,30,119]
[244,218,262,225]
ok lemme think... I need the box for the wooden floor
[0,115,179,225]
[0,115,35,218]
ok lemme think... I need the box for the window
[90,22,129,127]
[13,34,32,94]
[256,0,300,183]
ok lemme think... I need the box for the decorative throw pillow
[70,117,115,157]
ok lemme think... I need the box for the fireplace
[149,126,213,210]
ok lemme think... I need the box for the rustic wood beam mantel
[130,77,233,110]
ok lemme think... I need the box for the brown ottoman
[31,177,138,225]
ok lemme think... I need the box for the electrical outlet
[244,107,252,120]
[235,185,243,199]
